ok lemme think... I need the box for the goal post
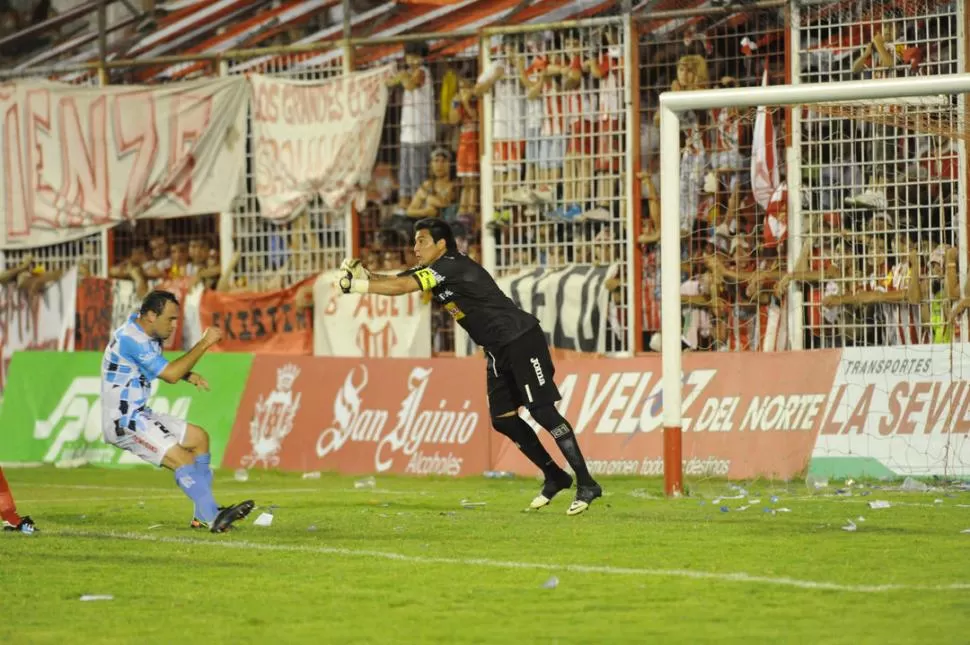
[658,73,970,497]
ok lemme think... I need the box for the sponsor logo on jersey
[531,357,546,386]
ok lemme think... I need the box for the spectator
[387,41,435,213]
[923,245,960,344]
[167,242,191,278]
[0,254,33,286]
[188,237,221,289]
[362,249,380,274]
[288,211,325,277]
[380,249,403,273]
[680,269,718,351]
[143,234,172,280]
[217,252,283,294]
[880,234,924,345]
[487,34,525,214]
[531,32,566,210]
[710,76,744,189]
[108,246,151,298]
[851,16,901,78]
[559,29,594,221]
[948,255,970,327]
[503,35,545,214]
[109,245,148,280]
[658,54,708,235]
[404,148,456,224]
[14,260,65,296]
[449,73,499,222]
[587,29,625,222]
[776,216,844,348]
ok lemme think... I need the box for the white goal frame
[658,74,970,496]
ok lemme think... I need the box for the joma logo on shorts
[530,357,546,386]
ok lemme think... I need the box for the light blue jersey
[97,310,235,527]
[100,313,170,439]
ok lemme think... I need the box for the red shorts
[493,140,524,170]
[566,119,594,156]
[597,118,622,172]
[457,130,480,177]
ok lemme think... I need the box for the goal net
[650,0,968,493]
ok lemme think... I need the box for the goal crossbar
[657,73,970,497]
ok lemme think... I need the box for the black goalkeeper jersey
[402,253,539,351]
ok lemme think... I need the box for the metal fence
[1,1,966,355]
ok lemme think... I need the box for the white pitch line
[55,530,970,594]
[18,482,424,496]
[16,487,432,505]
[17,483,173,491]
[17,494,185,504]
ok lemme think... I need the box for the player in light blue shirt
[101,290,253,533]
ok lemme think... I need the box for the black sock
[547,421,596,487]
[493,415,562,479]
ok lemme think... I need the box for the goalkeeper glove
[335,270,369,295]
[339,257,371,280]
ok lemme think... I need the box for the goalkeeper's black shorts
[484,325,561,417]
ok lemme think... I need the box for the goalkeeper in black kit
[337,218,602,515]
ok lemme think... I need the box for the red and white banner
[312,275,432,358]
[249,65,393,221]
[198,279,314,354]
[0,77,248,249]
[0,266,77,393]
[750,67,779,211]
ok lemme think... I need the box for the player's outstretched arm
[338,257,400,283]
[157,327,223,384]
[339,274,420,297]
[368,276,422,296]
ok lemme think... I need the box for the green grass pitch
[2,467,970,644]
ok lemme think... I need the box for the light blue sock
[175,464,219,524]
[190,454,214,521]
[195,453,213,488]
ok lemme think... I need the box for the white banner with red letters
[312,274,432,358]
[0,77,248,249]
[0,266,77,393]
[249,65,393,222]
